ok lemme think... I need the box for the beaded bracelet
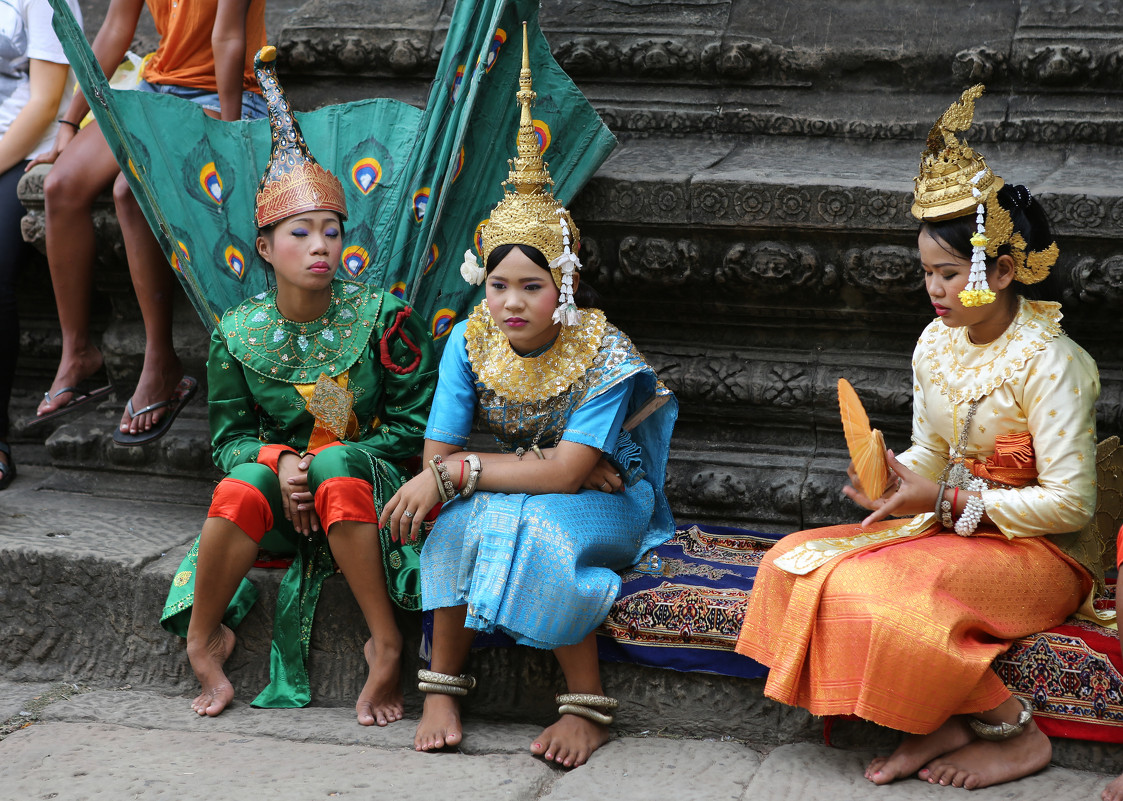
[429,455,456,503]
[460,454,482,498]
[954,478,987,537]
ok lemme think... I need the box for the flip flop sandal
[112,376,198,447]
[24,379,114,429]
[0,441,15,491]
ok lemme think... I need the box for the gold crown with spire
[253,46,347,228]
[461,24,582,323]
[912,85,1057,305]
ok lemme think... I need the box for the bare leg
[185,517,259,716]
[922,696,1052,789]
[324,520,404,726]
[530,632,612,768]
[415,605,476,751]
[113,173,183,436]
[37,123,121,416]
[864,716,974,785]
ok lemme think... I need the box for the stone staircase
[13,0,1123,533]
[6,0,1123,779]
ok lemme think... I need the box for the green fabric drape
[46,0,616,351]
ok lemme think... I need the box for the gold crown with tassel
[912,85,1057,305]
[461,23,582,325]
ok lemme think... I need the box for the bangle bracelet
[531,444,545,460]
[460,453,481,498]
[952,487,960,515]
[57,119,79,130]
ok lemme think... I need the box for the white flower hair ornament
[459,249,486,286]
[550,209,582,326]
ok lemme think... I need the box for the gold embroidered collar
[221,279,379,382]
[464,301,606,403]
[924,297,1063,405]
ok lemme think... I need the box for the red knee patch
[315,476,377,531]
[209,478,273,542]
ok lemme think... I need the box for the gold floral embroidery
[464,301,606,403]
[924,298,1062,404]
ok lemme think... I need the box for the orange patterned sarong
[736,434,1091,734]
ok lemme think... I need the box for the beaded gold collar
[221,279,380,382]
[922,297,1063,405]
[463,301,606,403]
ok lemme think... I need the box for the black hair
[485,242,601,308]
[920,184,1059,301]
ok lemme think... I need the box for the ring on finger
[403,510,415,519]
[600,480,609,491]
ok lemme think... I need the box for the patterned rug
[596,524,779,679]
[418,522,1123,742]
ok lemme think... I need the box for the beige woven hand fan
[838,378,891,499]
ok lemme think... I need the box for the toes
[530,739,546,756]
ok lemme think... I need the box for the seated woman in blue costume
[380,40,676,768]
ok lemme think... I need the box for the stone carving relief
[952,47,1007,85]
[717,241,833,293]
[618,236,697,285]
[1019,45,1096,86]
[1070,255,1123,305]
[844,246,923,296]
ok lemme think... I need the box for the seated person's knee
[111,172,138,210]
[306,445,357,489]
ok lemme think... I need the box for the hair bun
[1010,184,1033,210]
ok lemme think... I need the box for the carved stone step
[276,0,1123,144]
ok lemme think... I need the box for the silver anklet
[556,693,618,726]
[969,696,1033,741]
[417,669,477,697]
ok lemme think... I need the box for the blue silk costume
[421,302,677,648]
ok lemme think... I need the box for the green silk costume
[161,279,436,707]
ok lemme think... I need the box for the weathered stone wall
[14,0,1123,534]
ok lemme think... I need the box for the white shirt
[0,0,82,159]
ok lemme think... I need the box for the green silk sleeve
[207,329,265,472]
[351,300,437,464]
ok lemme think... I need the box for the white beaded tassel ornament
[551,208,582,325]
[960,169,996,307]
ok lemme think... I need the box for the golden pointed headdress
[253,46,347,228]
[912,85,1057,305]
[461,23,582,324]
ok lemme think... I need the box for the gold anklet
[417,669,477,697]
[969,696,1033,741]
[556,693,618,726]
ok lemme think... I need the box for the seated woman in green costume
[160,47,436,724]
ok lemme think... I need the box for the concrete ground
[0,681,1116,801]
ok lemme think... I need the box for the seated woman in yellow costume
[736,85,1102,791]
[160,48,435,724]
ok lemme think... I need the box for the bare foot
[186,624,236,717]
[1103,773,1123,801]
[922,719,1051,789]
[37,348,104,416]
[530,714,610,768]
[414,692,462,751]
[355,637,403,726]
[864,716,974,785]
[119,357,183,435]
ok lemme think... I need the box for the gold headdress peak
[468,22,583,324]
[912,85,1057,305]
[912,84,1002,222]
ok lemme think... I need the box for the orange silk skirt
[735,520,1090,734]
